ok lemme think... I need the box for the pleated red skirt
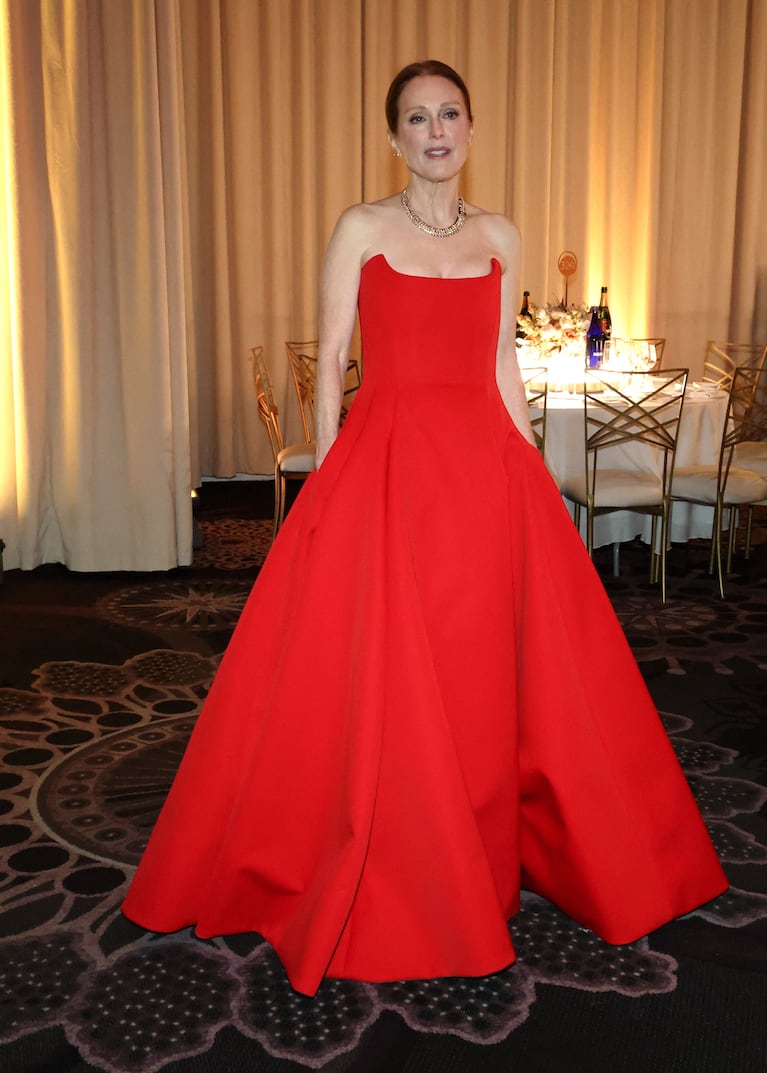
[123,255,727,995]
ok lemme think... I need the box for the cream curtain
[1,0,194,571]
[730,0,767,344]
[1,0,765,572]
[175,0,362,472]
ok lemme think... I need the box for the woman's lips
[425,147,450,158]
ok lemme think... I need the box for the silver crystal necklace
[401,189,466,238]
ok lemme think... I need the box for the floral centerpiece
[516,300,591,365]
[516,299,593,392]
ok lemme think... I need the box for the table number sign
[557,250,578,307]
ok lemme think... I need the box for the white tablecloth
[533,385,729,548]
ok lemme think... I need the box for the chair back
[582,368,689,503]
[731,364,767,441]
[702,341,767,392]
[521,366,548,453]
[285,340,318,444]
[286,340,363,435]
[716,364,767,488]
[743,362,767,443]
[249,346,284,460]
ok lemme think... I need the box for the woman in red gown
[123,60,727,996]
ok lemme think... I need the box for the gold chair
[561,368,689,601]
[702,344,767,557]
[285,340,362,441]
[701,341,767,392]
[671,364,767,596]
[521,365,548,455]
[739,368,767,556]
[249,346,315,537]
[597,340,665,574]
[285,340,318,443]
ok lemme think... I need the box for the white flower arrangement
[516,300,591,363]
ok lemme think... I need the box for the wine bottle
[516,290,533,339]
[586,306,606,368]
[598,286,612,339]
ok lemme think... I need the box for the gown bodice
[358,254,501,389]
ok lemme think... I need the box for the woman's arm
[492,218,536,446]
[315,207,370,467]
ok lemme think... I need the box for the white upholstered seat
[249,346,315,537]
[671,364,767,594]
[561,368,689,601]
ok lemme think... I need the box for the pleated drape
[1,0,194,570]
[729,0,767,344]
[176,0,362,472]
[1,0,765,571]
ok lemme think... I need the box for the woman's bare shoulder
[465,206,520,273]
[328,198,399,254]
[336,196,400,227]
[468,206,520,244]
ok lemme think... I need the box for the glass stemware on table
[518,338,671,399]
[601,338,659,373]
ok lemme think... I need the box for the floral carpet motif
[194,518,273,570]
[607,569,767,675]
[1,646,765,1072]
[2,506,766,1072]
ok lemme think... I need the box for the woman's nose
[430,117,444,138]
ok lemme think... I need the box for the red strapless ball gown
[122,254,727,995]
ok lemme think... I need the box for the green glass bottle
[598,286,612,339]
[516,290,533,340]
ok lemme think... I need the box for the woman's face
[389,75,473,182]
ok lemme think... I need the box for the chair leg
[277,473,289,533]
[612,542,620,577]
[586,509,594,558]
[273,466,283,539]
[745,506,754,560]
[726,507,736,573]
[659,508,670,602]
[707,524,717,575]
[712,502,725,599]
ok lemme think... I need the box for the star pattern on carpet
[100,581,252,630]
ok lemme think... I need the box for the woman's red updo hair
[385,60,473,133]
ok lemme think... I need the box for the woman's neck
[403,178,461,227]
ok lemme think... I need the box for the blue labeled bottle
[586,306,606,368]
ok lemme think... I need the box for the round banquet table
[532,383,729,549]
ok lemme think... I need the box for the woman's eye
[408,114,425,123]
[443,109,459,119]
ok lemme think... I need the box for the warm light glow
[0,4,20,531]
[582,40,654,344]
[584,213,651,342]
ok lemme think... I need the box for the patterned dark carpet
[0,482,765,1073]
